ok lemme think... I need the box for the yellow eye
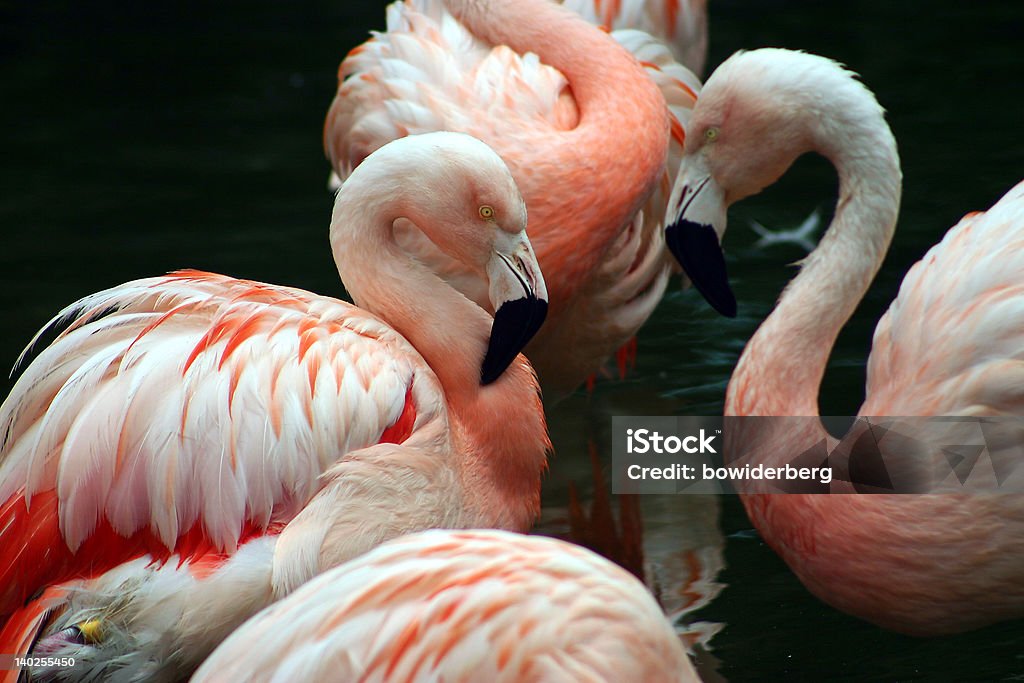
[705,127,719,142]
[479,205,495,220]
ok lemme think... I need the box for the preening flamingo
[191,529,700,682]
[0,132,551,678]
[563,0,709,75]
[326,0,708,394]
[671,48,1024,634]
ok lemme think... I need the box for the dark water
[2,0,1023,680]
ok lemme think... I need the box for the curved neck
[445,0,670,309]
[330,166,549,526]
[726,121,901,418]
[331,175,491,402]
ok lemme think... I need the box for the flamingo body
[193,530,700,683]
[0,271,433,616]
[0,132,551,678]
[326,0,702,393]
[862,190,1024,417]
[759,184,1024,635]
[0,272,428,589]
[671,49,1024,635]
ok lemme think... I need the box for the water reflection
[536,441,726,673]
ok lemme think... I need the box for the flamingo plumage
[563,0,708,75]
[671,48,1024,635]
[191,529,700,682]
[0,132,551,678]
[326,0,707,395]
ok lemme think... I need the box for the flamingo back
[562,0,708,75]
[0,270,445,619]
[192,529,697,683]
[327,0,697,200]
[326,0,575,182]
[863,181,1024,416]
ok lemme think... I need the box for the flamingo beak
[481,232,548,385]
[665,160,736,318]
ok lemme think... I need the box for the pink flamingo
[0,132,550,677]
[563,0,709,75]
[190,530,700,682]
[670,48,1024,634]
[326,0,708,394]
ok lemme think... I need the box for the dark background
[2,1,1023,680]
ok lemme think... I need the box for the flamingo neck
[445,0,671,311]
[449,359,550,531]
[726,118,901,419]
[330,170,549,529]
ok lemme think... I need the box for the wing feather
[0,271,443,616]
[563,0,708,74]
[195,531,696,683]
[326,0,577,180]
[863,182,1024,416]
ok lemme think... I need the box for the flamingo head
[379,132,550,385]
[27,616,112,681]
[665,48,884,317]
[20,566,157,682]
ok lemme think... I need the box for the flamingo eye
[479,205,495,220]
[705,127,719,142]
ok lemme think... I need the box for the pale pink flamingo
[563,0,709,75]
[670,48,1024,634]
[190,529,700,682]
[0,132,551,678]
[326,0,710,395]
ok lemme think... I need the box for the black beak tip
[481,297,548,385]
[480,357,505,386]
[665,218,737,318]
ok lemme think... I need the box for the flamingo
[669,48,1024,634]
[326,0,708,395]
[0,132,551,678]
[189,529,700,682]
[563,0,709,75]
